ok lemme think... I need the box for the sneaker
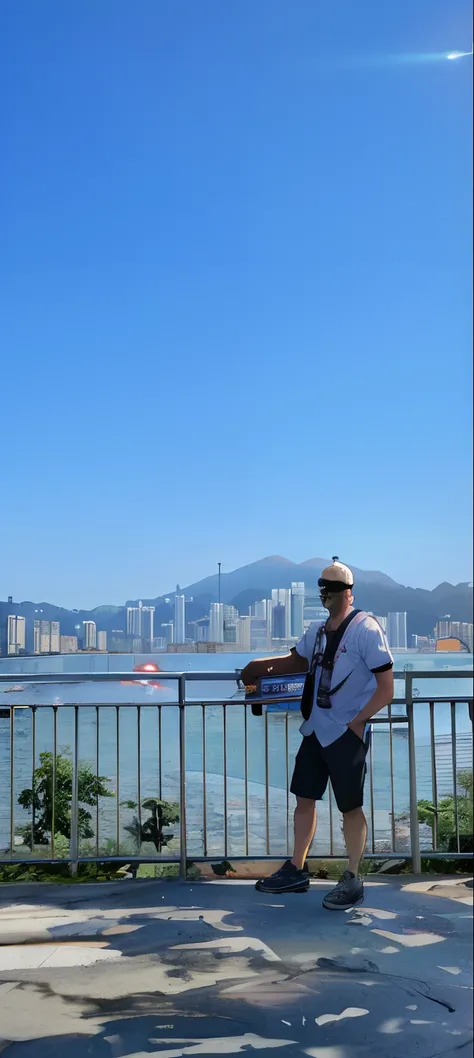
[322,870,364,910]
[255,859,310,894]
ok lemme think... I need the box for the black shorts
[290,728,370,814]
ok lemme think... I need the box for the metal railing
[0,669,472,877]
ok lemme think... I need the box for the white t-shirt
[295,613,393,747]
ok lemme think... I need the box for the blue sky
[1,1,472,608]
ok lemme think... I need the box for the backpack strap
[301,610,366,718]
[322,609,366,669]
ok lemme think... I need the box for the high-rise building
[387,612,407,650]
[40,620,51,653]
[33,619,60,654]
[161,622,174,645]
[250,601,263,618]
[174,595,186,643]
[37,620,46,653]
[223,605,239,644]
[141,606,155,642]
[460,623,473,652]
[60,635,78,653]
[250,616,270,651]
[435,617,451,639]
[290,582,305,638]
[83,621,97,650]
[190,617,209,642]
[109,633,134,652]
[249,599,273,642]
[249,601,273,650]
[6,615,26,655]
[448,622,471,649]
[150,637,167,651]
[50,621,60,652]
[411,635,433,651]
[97,631,107,651]
[435,619,473,652]
[271,589,291,639]
[127,602,143,636]
[209,603,224,643]
[237,615,251,651]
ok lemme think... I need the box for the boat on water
[2,685,26,693]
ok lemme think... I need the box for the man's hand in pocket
[348,717,366,741]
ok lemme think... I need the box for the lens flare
[335,46,473,70]
[446,49,473,60]
[120,662,163,688]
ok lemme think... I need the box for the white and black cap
[318,556,354,594]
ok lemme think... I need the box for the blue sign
[245,673,306,712]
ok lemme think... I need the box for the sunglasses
[318,579,352,593]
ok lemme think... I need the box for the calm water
[1,652,472,859]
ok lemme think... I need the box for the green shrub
[17,749,113,845]
[417,768,473,852]
[122,798,180,853]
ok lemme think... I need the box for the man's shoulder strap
[323,609,366,667]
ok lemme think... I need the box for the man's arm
[348,669,394,736]
[240,649,308,688]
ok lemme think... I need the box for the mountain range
[1,556,472,647]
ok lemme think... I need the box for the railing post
[9,707,15,857]
[406,673,421,874]
[178,675,187,881]
[69,707,79,876]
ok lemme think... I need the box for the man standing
[240,558,394,909]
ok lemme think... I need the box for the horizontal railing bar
[2,696,472,709]
[169,851,474,862]
[1,851,471,867]
[0,858,72,866]
[406,852,473,860]
[0,856,178,866]
[395,671,473,680]
[0,708,410,722]
[2,698,472,711]
[0,671,193,683]
[1,669,472,685]
[400,695,473,703]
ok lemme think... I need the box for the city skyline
[1,1,472,608]
[3,582,472,657]
[1,548,473,657]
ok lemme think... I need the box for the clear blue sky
[1,1,472,608]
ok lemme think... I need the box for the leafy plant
[17,749,113,845]
[417,768,473,851]
[0,861,132,884]
[123,798,180,853]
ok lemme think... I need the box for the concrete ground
[0,874,472,1057]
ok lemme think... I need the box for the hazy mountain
[129,556,473,637]
[143,555,401,606]
[1,556,472,646]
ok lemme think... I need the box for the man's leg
[292,797,317,871]
[322,730,368,910]
[255,735,328,894]
[343,807,367,875]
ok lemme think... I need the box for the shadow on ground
[0,876,472,1057]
